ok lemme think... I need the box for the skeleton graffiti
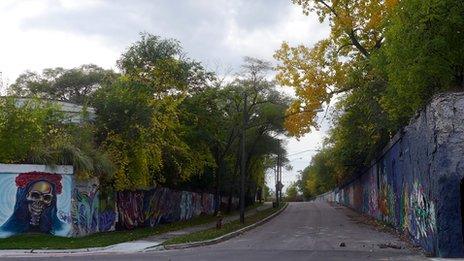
[28,180,55,226]
[0,171,73,238]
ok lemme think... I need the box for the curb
[0,246,111,255]
[0,241,163,257]
[158,203,288,251]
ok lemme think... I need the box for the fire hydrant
[216,211,223,229]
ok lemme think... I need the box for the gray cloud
[19,0,296,70]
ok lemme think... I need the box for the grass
[0,214,218,250]
[0,215,216,249]
[164,203,287,246]
[0,203,264,250]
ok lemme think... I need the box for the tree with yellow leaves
[274,0,397,137]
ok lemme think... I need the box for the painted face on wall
[0,172,66,237]
[27,181,54,226]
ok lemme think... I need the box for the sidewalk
[0,203,272,257]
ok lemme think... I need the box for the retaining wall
[315,93,464,257]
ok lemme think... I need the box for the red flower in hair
[15,172,63,194]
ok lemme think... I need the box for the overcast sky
[0,0,331,191]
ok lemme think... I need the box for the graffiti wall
[116,188,218,230]
[71,178,117,237]
[0,164,74,238]
[0,164,222,238]
[315,93,464,257]
[71,182,226,235]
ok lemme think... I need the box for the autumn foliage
[278,0,464,197]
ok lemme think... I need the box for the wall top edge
[0,164,74,175]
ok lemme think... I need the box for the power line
[287,149,320,157]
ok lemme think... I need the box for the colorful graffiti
[0,169,73,238]
[409,181,436,240]
[0,165,234,238]
[314,92,464,258]
[324,138,440,255]
[72,179,99,236]
[377,174,396,224]
[71,178,117,236]
[116,188,223,230]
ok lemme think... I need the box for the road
[2,202,424,261]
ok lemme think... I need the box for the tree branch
[374,37,384,50]
[317,0,338,17]
[348,30,370,58]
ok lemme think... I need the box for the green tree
[380,0,464,125]
[94,34,214,191]
[8,64,117,105]
[117,33,214,97]
[285,182,300,202]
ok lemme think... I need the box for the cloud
[16,0,329,71]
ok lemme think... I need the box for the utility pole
[239,93,247,224]
[279,157,283,203]
[275,149,279,207]
[275,140,282,207]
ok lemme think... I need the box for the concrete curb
[158,203,288,251]
[0,241,163,257]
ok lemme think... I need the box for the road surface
[2,202,424,260]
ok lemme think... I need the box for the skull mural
[0,172,66,237]
[26,181,54,226]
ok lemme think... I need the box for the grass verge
[0,203,263,250]
[164,203,287,246]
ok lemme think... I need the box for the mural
[0,166,235,239]
[98,193,117,232]
[317,125,441,255]
[116,188,234,230]
[315,132,445,256]
[407,180,436,249]
[0,171,73,238]
[72,179,100,236]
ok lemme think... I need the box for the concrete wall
[115,189,216,230]
[0,164,74,238]
[71,184,229,236]
[0,163,237,238]
[72,178,117,236]
[315,93,464,257]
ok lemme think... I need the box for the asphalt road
[2,202,425,261]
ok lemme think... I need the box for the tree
[8,64,117,105]
[287,0,463,192]
[380,0,464,126]
[94,34,214,191]
[285,182,301,202]
[175,57,291,209]
[298,147,337,198]
[231,57,290,205]
[117,33,214,97]
[274,0,397,136]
